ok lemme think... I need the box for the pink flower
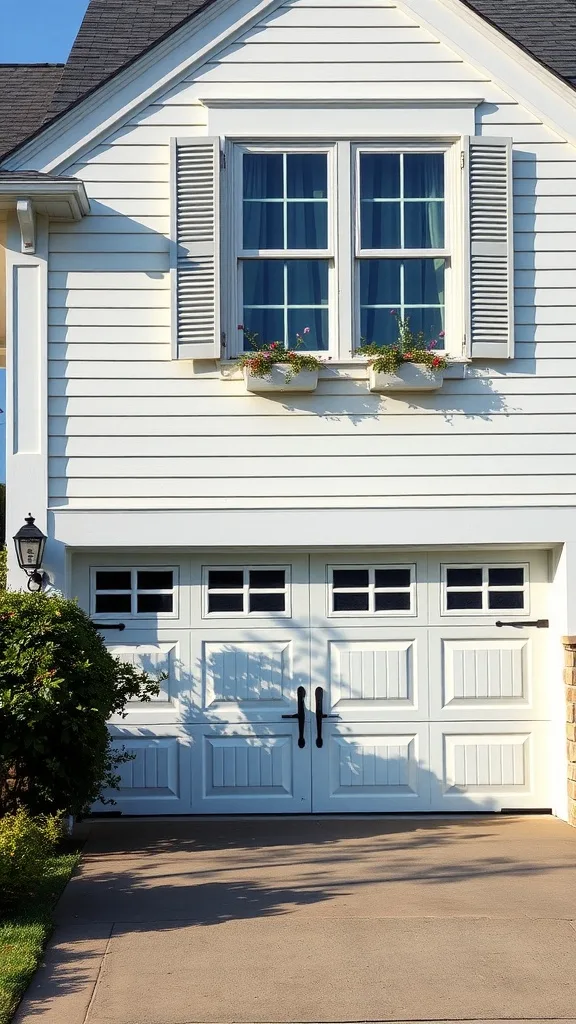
[303,326,310,334]
[439,330,445,338]
[428,339,437,349]
[270,342,279,349]
[237,324,244,330]
[390,309,397,315]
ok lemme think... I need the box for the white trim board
[205,104,477,136]
[3,0,576,175]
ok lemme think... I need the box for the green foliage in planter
[0,593,159,817]
[0,809,63,915]
[0,551,6,593]
[358,312,447,374]
[236,327,322,381]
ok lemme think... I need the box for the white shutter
[464,136,514,359]
[171,137,221,360]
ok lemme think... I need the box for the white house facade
[2,0,576,818]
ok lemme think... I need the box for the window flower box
[244,364,318,393]
[369,363,444,393]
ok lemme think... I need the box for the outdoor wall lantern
[13,514,47,591]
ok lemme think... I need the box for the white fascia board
[1,0,283,174]
[0,179,90,218]
[398,0,576,146]
[52,507,576,550]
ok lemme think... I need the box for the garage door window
[443,564,526,613]
[330,565,414,615]
[204,567,290,616]
[92,568,176,616]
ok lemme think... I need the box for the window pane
[333,569,369,588]
[333,592,370,612]
[404,201,444,248]
[243,201,283,249]
[404,307,444,345]
[137,571,173,591]
[360,306,398,345]
[360,154,400,199]
[137,594,173,614]
[243,260,284,306]
[287,202,327,248]
[447,567,483,588]
[403,153,444,199]
[404,259,445,306]
[242,308,284,349]
[488,591,525,610]
[287,308,328,350]
[375,569,411,588]
[208,593,244,613]
[287,154,327,198]
[249,569,286,589]
[287,260,328,306]
[243,153,283,199]
[95,594,131,613]
[375,592,411,611]
[249,593,286,612]
[361,201,400,249]
[489,567,524,587]
[96,570,131,590]
[447,592,483,610]
[360,260,401,307]
[209,570,244,589]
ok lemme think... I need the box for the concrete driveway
[14,815,576,1024]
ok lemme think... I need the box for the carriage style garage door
[91,550,551,815]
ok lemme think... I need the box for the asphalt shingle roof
[0,65,64,159]
[1,0,576,163]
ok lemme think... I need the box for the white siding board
[42,0,576,513]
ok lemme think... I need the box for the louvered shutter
[464,136,514,359]
[171,137,221,359]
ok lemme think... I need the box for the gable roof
[1,0,576,163]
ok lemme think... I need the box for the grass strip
[0,847,80,1024]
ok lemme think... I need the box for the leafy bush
[0,592,159,817]
[0,809,63,915]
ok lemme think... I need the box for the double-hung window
[238,147,332,352]
[172,134,513,362]
[356,149,447,350]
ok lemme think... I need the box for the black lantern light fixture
[13,514,47,591]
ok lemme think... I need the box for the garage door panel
[429,628,547,720]
[191,724,312,813]
[107,631,189,725]
[191,629,310,723]
[314,630,429,720]
[312,723,431,812]
[102,728,192,814]
[430,722,549,810]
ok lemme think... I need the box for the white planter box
[244,365,318,393]
[369,362,445,393]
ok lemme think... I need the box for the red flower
[403,352,413,360]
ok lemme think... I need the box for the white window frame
[328,563,416,617]
[202,564,292,618]
[441,563,529,617]
[230,143,336,358]
[226,139,464,361]
[90,566,179,619]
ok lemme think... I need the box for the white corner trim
[1,0,285,174]
[16,199,35,254]
[398,0,576,146]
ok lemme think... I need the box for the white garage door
[97,550,551,815]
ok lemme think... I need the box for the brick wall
[563,636,576,825]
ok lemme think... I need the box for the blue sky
[1,0,90,481]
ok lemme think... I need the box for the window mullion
[336,140,352,360]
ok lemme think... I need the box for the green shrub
[0,550,6,593]
[0,809,62,915]
[0,592,159,817]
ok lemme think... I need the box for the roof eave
[0,177,90,220]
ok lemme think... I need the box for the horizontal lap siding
[47,0,576,510]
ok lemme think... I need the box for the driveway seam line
[82,922,114,1024]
